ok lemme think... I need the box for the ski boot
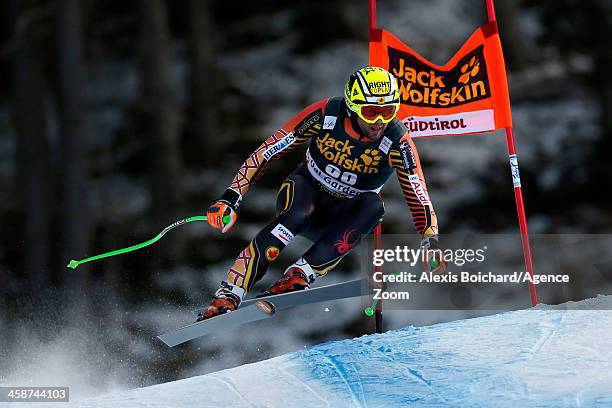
[196,282,243,322]
[261,259,316,296]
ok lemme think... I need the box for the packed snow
[11,295,612,408]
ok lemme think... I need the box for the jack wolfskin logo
[314,134,380,174]
[389,45,490,108]
[458,56,480,85]
[360,149,382,166]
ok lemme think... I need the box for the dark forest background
[0,0,610,399]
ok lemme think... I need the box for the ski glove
[421,236,447,274]
[207,189,241,233]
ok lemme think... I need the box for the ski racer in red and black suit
[199,66,445,320]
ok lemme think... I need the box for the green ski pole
[67,215,230,269]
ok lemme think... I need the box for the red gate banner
[370,22,512,138]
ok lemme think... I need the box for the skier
[199,66,444,321]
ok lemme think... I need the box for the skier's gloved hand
[421,236,446,274]
[207,189,241,233]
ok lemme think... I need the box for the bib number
[325,164,358,186]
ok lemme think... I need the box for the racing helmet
[344,66,400,124]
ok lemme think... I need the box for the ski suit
[222,97,438,292]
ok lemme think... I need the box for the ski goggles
[354,103,400,124]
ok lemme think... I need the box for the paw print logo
[458,56,480,84]
[361,149,382,166]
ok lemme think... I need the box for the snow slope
[15,296,612,408]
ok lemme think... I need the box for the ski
[240,278,368,310]
[157,278,369,347]
[157,304,271,347]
